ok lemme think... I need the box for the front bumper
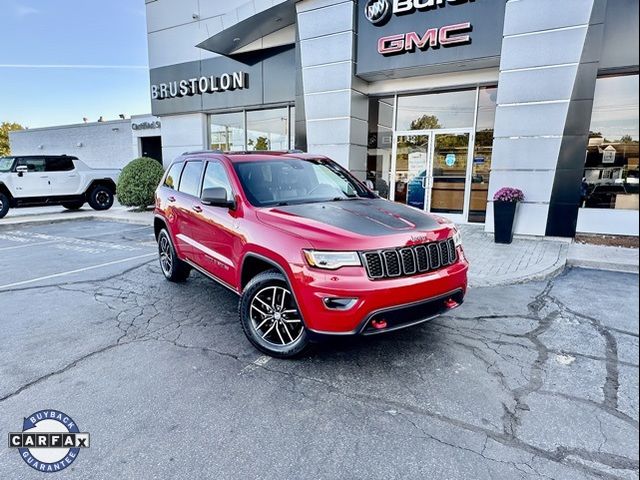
[291,247,468,335]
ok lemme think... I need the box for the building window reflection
[582,74,639,211]
[210,112,245,151]
[209,106,295,152]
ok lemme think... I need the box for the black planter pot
[493,201,518,244]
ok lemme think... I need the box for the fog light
[323,297,357,310]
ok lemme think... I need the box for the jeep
[154,151,468,358]
[0,155,119,219]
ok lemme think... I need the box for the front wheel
[0,193,9,219]
[88,185,114,211]
[239,270,309,358]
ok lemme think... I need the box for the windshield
[0,157,15,172]
[234,158,374,207]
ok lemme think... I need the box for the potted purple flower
[492,187,524,244]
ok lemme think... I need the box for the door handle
[167,196,176,202]
[39,175,48,179]
[192,205,203,213]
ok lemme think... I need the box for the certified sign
[8,410,90,473]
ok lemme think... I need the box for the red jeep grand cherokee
[154,151,468,358]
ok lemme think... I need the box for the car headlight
[452,227,462,247]
[303,250,361,270]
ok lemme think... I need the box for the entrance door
[391,130,473,222]
[140,136,163,164]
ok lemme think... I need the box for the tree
[0,122,25,156]
[410,115,441,131]
[254,136,270,151]
[620,134,635,144]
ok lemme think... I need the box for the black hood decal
[271,199,441,236]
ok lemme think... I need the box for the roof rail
[181,149,224,155]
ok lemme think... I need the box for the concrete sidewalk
[459,224,569,287]
[567,242,639,274]
[2,207,637,286]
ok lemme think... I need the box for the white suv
[0,155,120,218]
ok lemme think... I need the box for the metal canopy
[196,0,296,57]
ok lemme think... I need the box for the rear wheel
[0,193,9,219]
[157,229,190,282]
[62,201,84,210]
[239,270,309,358]
[88,185,114,211]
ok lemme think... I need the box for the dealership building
[146,0,638,237]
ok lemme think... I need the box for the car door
[189,159,241,287]
[46,157,82,196]
[174,159,205,262]
[13,157,51,198]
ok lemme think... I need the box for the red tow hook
[371,319,387,330]
[444,298,460,309]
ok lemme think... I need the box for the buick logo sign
[364,0,391,25]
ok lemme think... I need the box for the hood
[256,198,454,250]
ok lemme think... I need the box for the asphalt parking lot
[0,219,638,479]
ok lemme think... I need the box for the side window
[202,161,233,199]
[46,157,74,172]
[163,162,183,190]
[16,158,45,172]
[178,161,203,197]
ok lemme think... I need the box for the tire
[87,185,114,211]
[157,229,191,282]
[239,270,309,358]
[62,201,85,210]
[0,192,9,219]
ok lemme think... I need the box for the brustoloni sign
[151,71,248,100]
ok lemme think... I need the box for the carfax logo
[8,409,90,473]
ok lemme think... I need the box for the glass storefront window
[396,89,477,131]
[469,86,497,223]
[247,108,289,151]
[210,112,245,151]
[583,74,639,210]
[209,107,294,152]
[366,97,394,199]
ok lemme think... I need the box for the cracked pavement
[0,220,638,479]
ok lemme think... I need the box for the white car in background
[0,155,120,218]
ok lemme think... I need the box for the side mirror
[16,165,28,177]
[201,187,235,209]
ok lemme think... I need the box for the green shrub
[117,157,165,209]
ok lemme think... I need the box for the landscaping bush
[117,157,165,209]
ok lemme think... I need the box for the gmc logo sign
[378,22,472,55]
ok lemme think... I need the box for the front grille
[361,238,458,280]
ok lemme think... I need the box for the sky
[0,0,151,128]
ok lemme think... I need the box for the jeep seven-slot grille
[361,238,457,280]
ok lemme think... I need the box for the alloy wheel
[159,234,173,276]
[250,286,303,346]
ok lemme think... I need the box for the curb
[566,258,639,274]
[0,213,153,228]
